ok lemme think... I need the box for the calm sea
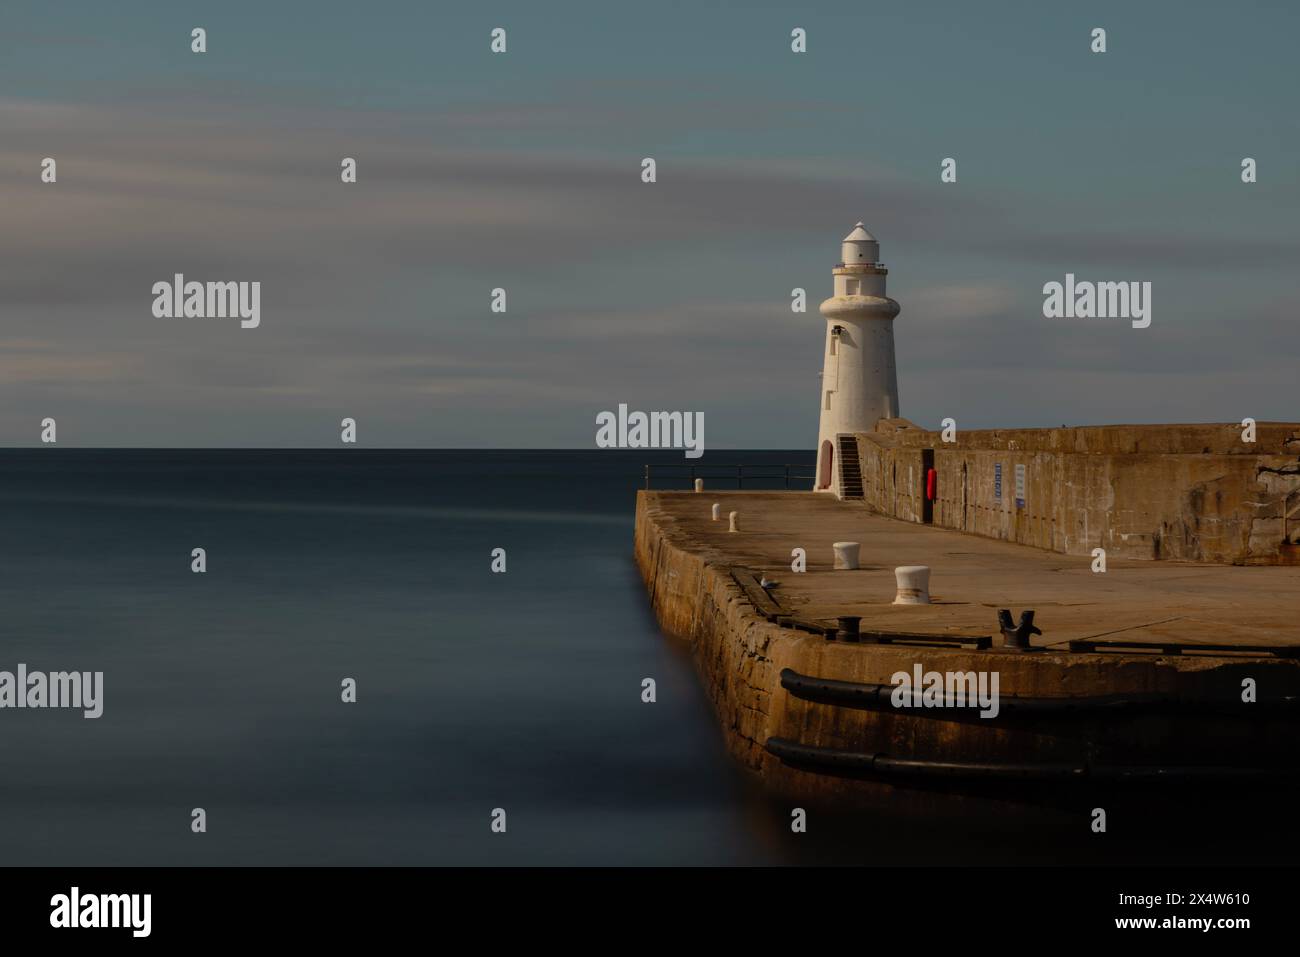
[0,449,817,865]
[2,449,1291,866]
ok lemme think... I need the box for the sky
[2,0,1297,448]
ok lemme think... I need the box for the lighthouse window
[824,390,832,411]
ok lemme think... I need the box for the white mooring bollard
[893,565,931,605]
[728,511,739,533]
[694,478,703,493]
[832,541,861,570]
[711,503,721,521]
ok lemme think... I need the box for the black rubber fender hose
[764,737,1297,781]
[779,668,1300,719]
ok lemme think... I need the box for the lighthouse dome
[840,222,880,265]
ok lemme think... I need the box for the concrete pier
[634,489,1300,807]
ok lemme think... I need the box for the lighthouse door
[817,440,833,490]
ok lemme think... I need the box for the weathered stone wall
[856,422,1300,564]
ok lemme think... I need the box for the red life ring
[926,468,937,501]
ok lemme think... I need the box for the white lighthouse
[814,223,901,494]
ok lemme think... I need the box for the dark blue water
[0,449,814,865]
[8,449,1291,867]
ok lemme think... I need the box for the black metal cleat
[998,609,1043,652]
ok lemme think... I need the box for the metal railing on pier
[643,463,816,491]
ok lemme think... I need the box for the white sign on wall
[1014,464,1026,508]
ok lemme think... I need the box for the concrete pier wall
[634,492,778,774]
[633,490,1300,807]
[855,422,1300,564]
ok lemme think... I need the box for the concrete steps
[837,434,863,499]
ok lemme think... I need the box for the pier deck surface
[651,491,1299,650]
